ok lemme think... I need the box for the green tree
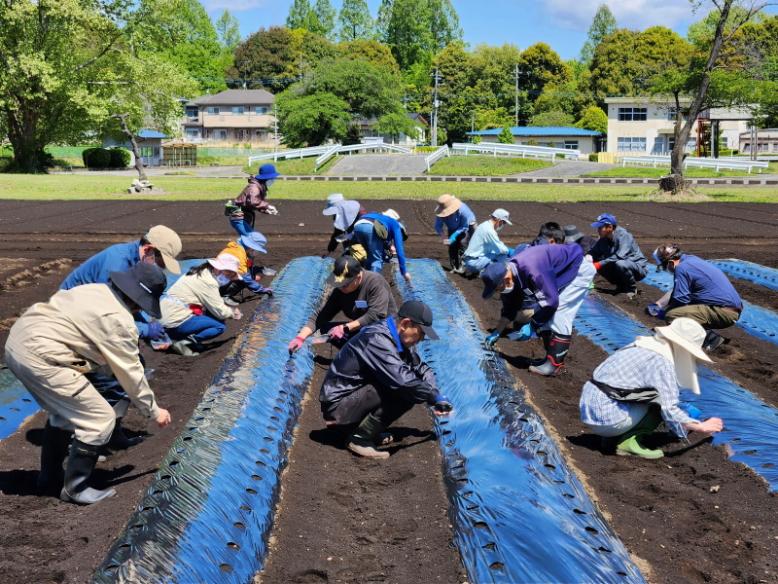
[215,10,241,49]
[375,111,418,142]
[529,110,574,127]
[498,126,514,144]
[432,42,476,142]
[338,0,374,41]
[338,39,401,74]
[276,91,351,146]
[534,60,595,120]
[580,4,617,64]
[519,43,570,101]
[287,0,312,30]
[312,0,337,39]
[229,27,299,91]
[574,105,608,133]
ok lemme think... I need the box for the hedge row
[82,147,132,169]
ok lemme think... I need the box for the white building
[466,126,602,155]
[605,97,751,156]
[183,89,276,145]
[739,128,778,155]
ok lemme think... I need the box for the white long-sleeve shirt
[463,220,508,260]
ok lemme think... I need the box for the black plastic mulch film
[93,257,330,584]
[397,259,645,583]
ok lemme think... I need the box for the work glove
[150,332,172,351]
[506,247,515,256]
[485,331,500,347]
[328,324,346,340]
[432,394,453,415]
[646,303,665,318]
[593,261,602,271]
[506,323,534,342]
[145,321,165,340]
[262,204,279,215]
[259,286,274,297]
[442,238,451,246]
[288,336,304,355]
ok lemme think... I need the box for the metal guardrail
[425,145,450,171]
[248,146,332,165]
[621,155,768,173]
[314,141,413,170]
[451,142,580,161]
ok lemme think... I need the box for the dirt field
[0,200,777,584]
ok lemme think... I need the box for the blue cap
[591,213,617,228]
[481,261,509,299]
[255,163,280,181]
[239,231,268,253]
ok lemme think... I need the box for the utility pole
[431,69,442,147]
[272,102,279,151]
[514,64,520,126]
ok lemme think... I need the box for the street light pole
[514,63,520,126]
[431,69,442,147]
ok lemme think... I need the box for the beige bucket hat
[435,194,462,218]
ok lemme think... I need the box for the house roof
[190,89,275,106]
[137,129,168,139]
[604,96,692,105]
[467,126,601,137]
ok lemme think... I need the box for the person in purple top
[481,243,597,376]
[433,194,477,273]
[647,244,743,351]
[351,209,412,283]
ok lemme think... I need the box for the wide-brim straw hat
[435,194,461,218]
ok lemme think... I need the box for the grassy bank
[427,155,552,176]
[584,166,759,178]
[0,174,776,202]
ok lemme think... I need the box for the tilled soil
[0,200,777,584]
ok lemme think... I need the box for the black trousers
[321,385,414,428]
[447,225,474,269]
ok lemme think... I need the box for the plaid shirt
[579,346,694,438]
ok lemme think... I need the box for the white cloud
[201,0,269,11]
[543,0,696,31]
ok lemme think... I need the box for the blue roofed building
[466,126,603,155]
[103,128,169,167]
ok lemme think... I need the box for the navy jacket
[320,318,439,406]
[590,226,648,269]
[670,255,742,310]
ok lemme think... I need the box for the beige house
[183,89,276,145]
[605,97,751,155]
[739,128,778,155]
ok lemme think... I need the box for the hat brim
[591,221,613,229]
[655,325,712,363]
[208,258,239,273]
[322,207,339,216]
[435,199,461,218]
[421,324,439,340]
[494,216,512,225]
[327,272,359,289]
[110,270,162,319]
[240,235,268,253]
[565,233,584,244]
[255,172,280,181]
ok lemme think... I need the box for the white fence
[621,155,769,174]
[451,142,580,161]
[248,146,332,166]
[425,145,450,172]
[314,141,413,170]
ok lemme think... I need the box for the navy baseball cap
[398,300,439,340]
[481,261,509,299]
[591,213,617,228]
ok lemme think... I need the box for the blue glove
[506,247,515,256]
[485,331,500,347]
[432,394,453,414]
[646,303,665,319]
[507,323,534,342]
[448,228,465,244]
[144,320,165,340]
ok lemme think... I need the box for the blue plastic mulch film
[642,269,778,346]
[397,259,645,584]
[577,294,778,491]
[93,257,330,584]
[711,259,778,293]
[0,367,39,442]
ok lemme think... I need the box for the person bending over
[322,193,364,257]
[589,213,648,299]
[434,194,477,273]
[579,318,724,459]
[288,255,397,354]
[218,231,274,302]
[462,208,513,276]
[317,301,453,459]
[647,244,742,352]
[350,208,412,283]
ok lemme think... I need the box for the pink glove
[288,336,304,355]
[328,325,346,340]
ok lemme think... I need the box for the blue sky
[199,0,712,60]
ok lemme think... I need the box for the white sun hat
[654,317,712,394]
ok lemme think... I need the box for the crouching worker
[161,254,243,357]
[318,301,453,459]
[589,213,648,299]
[4,263,172,504]
[219,232,274,302]
[434,194,476,273]
[648,244,742,352]
[288,255,397,354]
[579,318,724,459]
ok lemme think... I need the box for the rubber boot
[703,330,725,352]
[37,422,73,494]
[530,330,552,367]
[171,336,200,357]
[60,440,116,505]
[529,333,571,376]
[615,407,664,459]
[107,418,143,450]
[347,414,390,460]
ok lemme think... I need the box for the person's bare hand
[155,408,172,428]
[403,272,412,284]
[688,417,724,434]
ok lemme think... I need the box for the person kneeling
[317,301,452,459]
[579,318,724,459]
[161,255,243,357]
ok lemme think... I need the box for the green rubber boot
[347,414,390,460]
[615,407,664,459]
[616,435,664,459]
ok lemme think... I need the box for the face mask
[501,284,514,295]
[216,274,231,286]
[495,222,505,233]
[266,179,275,188]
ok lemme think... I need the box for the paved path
[327,154,429,176]
[515,160,616,177]
[54,165,246,178]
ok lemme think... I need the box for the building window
[617,137,647,152]
[216,130,227,140]
[254,106,268,114]
[618,107,647,121]
[666,107,681,121]
[232,106,245,115]
[564,140,579,150]
[185,128,200,138]
[206,106,220,115]
[185,106,199,118]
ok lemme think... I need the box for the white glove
[263,204,279,215]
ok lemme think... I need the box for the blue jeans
[352,221,385,272]
[229,217,253,238]
[167,315,226,343]
[463,253,508,275]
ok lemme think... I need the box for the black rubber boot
[37,422,73,494]
[107,418,143,450]
[703,330,725,352]
[347,414,390,460]
[529,333,571,376]
[60,439,116,505]
[530,330,553,367]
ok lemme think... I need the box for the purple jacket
[502,244,584,325]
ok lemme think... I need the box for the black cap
[563,224,584,244]
[109,263,167,318]
[398,300,439,340]
[329,255,363,288]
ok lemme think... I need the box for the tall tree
[215,10,241,50]
[287,0,312,30]
[228,27,299,91]
[338,0,374,41]
[428,0,463,50]
[575,105,608,133]
[580,4,617,64]
[312,0,337,39]
[519,43,570,100]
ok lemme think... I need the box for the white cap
[383,208,400,221]
[326,193,344,207]
[208,254,241,274]
[492,208,512,225]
